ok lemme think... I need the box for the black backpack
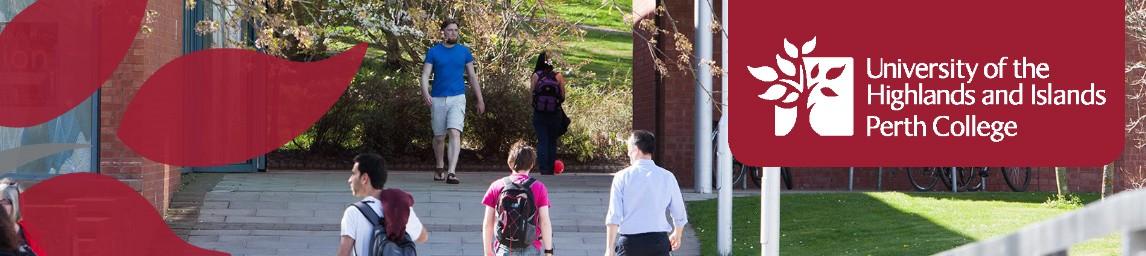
[494,177,539,248]
[350,202,416,256]
[532,71,563,113]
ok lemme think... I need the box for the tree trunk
[1055,167,1070,195]
[790,105,813,136]
[1102,164,1115,200]
[788,83,815,136]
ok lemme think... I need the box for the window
[184,0,252,53]
[0,0,34,30]
[181,1,265,173]
[0,0,100,179]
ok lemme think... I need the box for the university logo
[748,37,854,136]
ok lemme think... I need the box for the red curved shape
[21,173,228,256]
[118,44,368,166]
[0,0,147,127]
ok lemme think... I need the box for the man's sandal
[433,167,446,181]
[445,173,461,184]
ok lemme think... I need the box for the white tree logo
[748,37,854,136]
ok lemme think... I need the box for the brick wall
[632,0,657,134]
[634,0,728,187]
[99,0,183,213]
[1118,31,1146,192]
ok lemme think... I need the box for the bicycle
[708,126,792,190]
[999,167,1032,192]
[907,167,1031,192]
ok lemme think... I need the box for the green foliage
[237,0,631,163]
[561,74,631,161]
[1041,193,1084,210]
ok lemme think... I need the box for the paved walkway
[169,171,758,256]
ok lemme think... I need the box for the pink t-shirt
[482,173,550,249]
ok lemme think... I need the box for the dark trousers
[533,112,561,175]
[616,232,670,256]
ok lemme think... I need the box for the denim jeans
[532,112,561,175]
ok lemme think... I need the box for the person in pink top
[482,141,554,256]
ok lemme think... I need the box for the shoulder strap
[503,176,536,190]
[532,72,548,93]
[521,177,538,219]
[352,201,381,226]
[351,201,380,256]
[502,176,517,189]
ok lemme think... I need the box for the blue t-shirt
[424,43,474,97]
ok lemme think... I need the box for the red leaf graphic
[21,173,228,256]
[809,63,819,79]
[118,44,368,166]
[821,87,839,97]
[825,65,846,80]
[0,0,148,127]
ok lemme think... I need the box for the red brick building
[632,0,1146,192]
[2,0,257,214]
[99,0,186,213]
[632,0,722,188]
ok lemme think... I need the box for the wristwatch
[544,248,554,254]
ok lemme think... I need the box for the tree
[748,37,850,136]
[183,0,644,160]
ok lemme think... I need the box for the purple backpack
[532,71,563,113]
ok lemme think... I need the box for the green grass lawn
[550,0,632,31]
[686,192,1119,255]
[564,29,632,86]
[542,0,633,87]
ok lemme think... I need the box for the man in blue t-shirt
[420,18,485,185]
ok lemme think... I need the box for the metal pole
[981,168,987,192]
[952,167,958,193]
[763,167,780,256]
[717,115,733,256]
[694,0,713,194]
[877,167,883,191]
[715,0,732,253]
[848,167,854,191]
[742,166,748,189]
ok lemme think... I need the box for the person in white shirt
[337,153,429,256]
[604,130,688,256]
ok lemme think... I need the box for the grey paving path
[172,171,758,256]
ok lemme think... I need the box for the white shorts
[431,95,466,136]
